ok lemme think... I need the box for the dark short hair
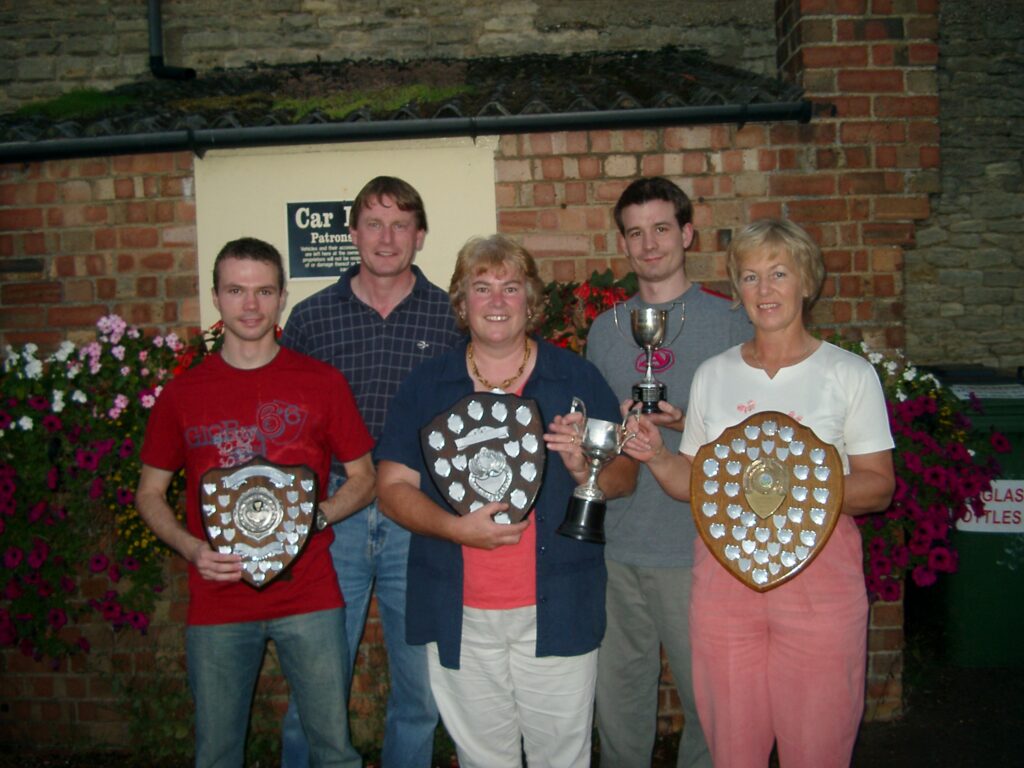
[350,176,428,233]
[613,176,693,234]
[213,237,285,292]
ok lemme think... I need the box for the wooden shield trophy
[421,392,545,523]
[200,457,318,589]
[690,412,844,591]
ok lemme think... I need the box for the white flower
[52,390,66,413]
[22,343,38,359]
[902,366,917,382]
[52,340,76,363]
[896,388,908,402]
[24,359,43,379]
[18,416,33,431]
[71,390,88,404]
[884,361,898,375]
[868,352,883,365]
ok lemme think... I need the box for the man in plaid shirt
[280,177,460,768]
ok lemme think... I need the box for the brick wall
[0,0,949,754]
[0,153,199,349]
[0,0,776,112]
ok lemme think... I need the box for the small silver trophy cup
[614,303,685,414]
[557,397,638,543]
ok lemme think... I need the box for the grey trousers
[595,559,711,768]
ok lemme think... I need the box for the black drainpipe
[148,0,196,80]
[0,101,813,164]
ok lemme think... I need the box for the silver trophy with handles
[613,303,685,414]
[557,397,639,543]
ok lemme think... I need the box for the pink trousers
[689,517,869,768]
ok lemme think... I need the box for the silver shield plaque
[199,457,318,589]
[689,411,844,592]
[420,392,546,523]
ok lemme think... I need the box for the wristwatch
[315,507,329,531]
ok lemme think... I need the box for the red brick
[837,17,905,42]
[114,178,135,199]
[0,307,46,328]
[873,273,896,297]
[95,228,117,249]
[498,210,538,232]
[46,305,107,327]
[748,202,783,220]
[22,232,46,255]
[787,198,848,222]
[920,146,940,168]
[875,96,940,118]
[0,208,44,229]
[527,133,553,155]
[539,157,564,180]
[908,43,939,65]
[769,174,837,197]
[578,156,601,179]
[35,182,58,204]
[641,155,664,176]
[838,69,905,92]
[863,222,915,245]
[1,281,61,304]
[120,227,159,248]
[96,278,117,300]
[538,209,558,230]
[830,96,872,117]
[876,196,930,220]
[801,45,870,69]
[840,121,906,143]
[564,182,586,204]
[757,150,779,171]
[531,183,556,206]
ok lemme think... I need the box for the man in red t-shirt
[136,237,374,768]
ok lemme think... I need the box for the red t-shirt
[140,347,374,625]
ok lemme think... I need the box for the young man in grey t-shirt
[587,177,752,768]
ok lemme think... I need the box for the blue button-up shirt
[376,338,621,669]
[281,264,461,442]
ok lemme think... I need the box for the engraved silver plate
[199,457,318,590]
[690,411,844,592]
[421,392,546,522]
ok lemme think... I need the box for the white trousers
[427,605,598,768]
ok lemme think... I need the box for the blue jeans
[187,608,360,768]
[281,500,438,768]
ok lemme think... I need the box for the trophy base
[557,496,606,544]
[632,382,667,415]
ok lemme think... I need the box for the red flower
[990,431,1012,454]
[911,565,937,587]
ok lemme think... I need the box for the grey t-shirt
[586,283,752,567]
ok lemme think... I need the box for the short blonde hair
[726,219,826,307]
[448,235,545,332]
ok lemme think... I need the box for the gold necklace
[467,337,530,391]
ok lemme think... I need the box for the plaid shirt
[281,264,461,442]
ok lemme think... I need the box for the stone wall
[905,0,1024,370]
[0,0,776,112]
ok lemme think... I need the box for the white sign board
[957,479,1024,533]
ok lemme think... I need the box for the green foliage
[275,84,474,119]
[540,269,638,354]
[14,89,139,120]
[0,316,221,661]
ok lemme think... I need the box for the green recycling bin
[934,369,1024,667]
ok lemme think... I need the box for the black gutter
[0,101,812,164]
[148,0,196,81]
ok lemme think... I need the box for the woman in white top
[624,218,895,768]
